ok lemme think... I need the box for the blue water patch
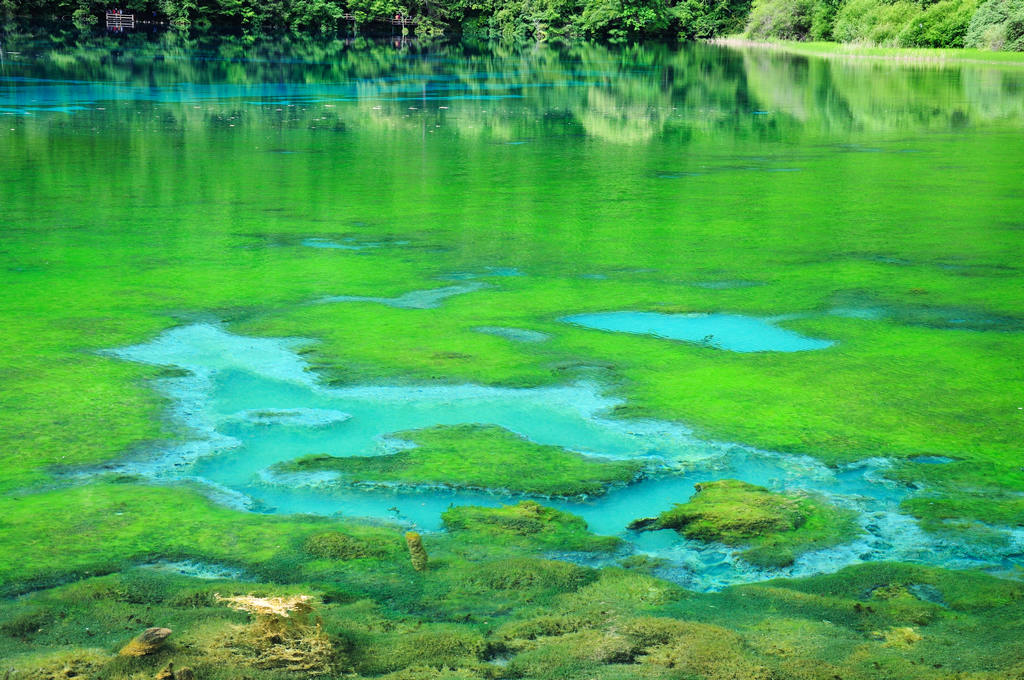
[318,282,486,309]
[911,455,955,464]
[0,76,529,115]
[829,307,886,320]
[474,326,550,343]
[440,267,523,281]
[563,311,834,352]
[691,280,762,290]
[302,237,378,250]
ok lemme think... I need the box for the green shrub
[810,0,843,38]
[966,0,1024,49]
[898,0,979,46]
[833,0,920,45]
[746,0,816,39]
[675,0,755,38]
[71,7,98,26]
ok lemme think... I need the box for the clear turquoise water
[562,311,835,351]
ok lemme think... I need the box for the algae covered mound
[635,479,862,567]
[442,500,623,553]
[277,424,645,497]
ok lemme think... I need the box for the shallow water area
[318,282,488,309]
[563,311,835,352]
[106,323,1022,590]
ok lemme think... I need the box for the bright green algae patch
[0,481,407,597]
[276,425,646,497]
[886,460,1024,527]
[638,480,863,567]
[442,501,623,552]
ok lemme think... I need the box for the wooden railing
[105,12,135,28]
[341,12,418,25]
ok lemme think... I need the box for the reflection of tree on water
[741,48,1024,131]
[3,28,1022,143]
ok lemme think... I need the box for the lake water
[3,30,1023,592]
[562,311,835,351]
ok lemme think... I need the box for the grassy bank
[713,37,1024,64]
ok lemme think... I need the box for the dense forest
[3,0,1022,49]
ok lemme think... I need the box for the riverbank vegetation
[4,0,1024,48]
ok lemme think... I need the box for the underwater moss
[442,501,622,553]
[304,532,386,561]
[276,424,645,497]
[213,594,340,674]
[353,627,487,675]
[0,482,402,595]
[636,479,862,567]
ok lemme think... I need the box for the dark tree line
[3,0,752,39]
[3,0,1020,48]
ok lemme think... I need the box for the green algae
[277,425,645,497]
[885,459,1024,527]
[304,532,390,561]
[442,501,623,553]
[4,516,1024,680]
[0,482,403,596]
[639,479,863,567]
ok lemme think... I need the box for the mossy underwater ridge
[274,424,648,498]
[631,479,864,568]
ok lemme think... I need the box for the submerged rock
[119,627,172,657]
[872,626,923,648]
[638,479,862,568]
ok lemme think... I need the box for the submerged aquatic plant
[634,479,862,567]
[406,532,429,572]
[278,424,645,497]
[213,594,338,673]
